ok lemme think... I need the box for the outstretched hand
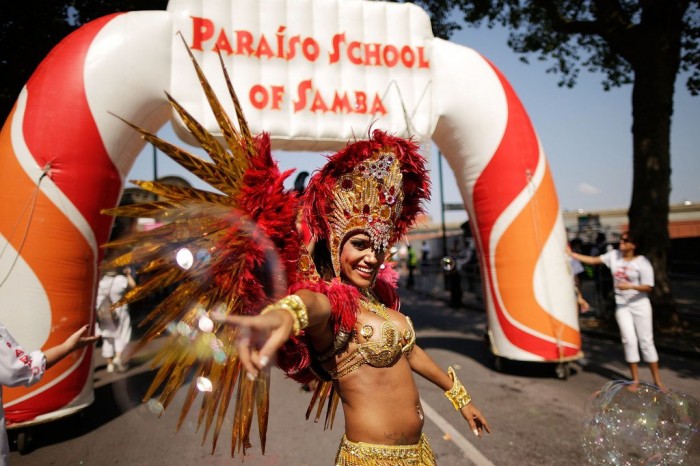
[66,325,101,351]
[211,308,295,378]
[45,325,101,370]
[461,402,491,438]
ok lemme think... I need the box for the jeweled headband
[302,130,431,278]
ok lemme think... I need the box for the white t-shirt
[96,274,129,310]
[600,250,654,305]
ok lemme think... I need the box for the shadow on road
[8,367,158,455]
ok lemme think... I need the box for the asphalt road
[8,290,700,465]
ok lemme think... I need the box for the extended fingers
[464,405,490,437]
[81,335,101,344]
[207,310,291,379]
[235,328,259,378]
[72,325,89,338]
[256,327,291,370]
[465,414,480,437]
[231,322,276,378]
[211,311,247,326]
[476,412,491,434]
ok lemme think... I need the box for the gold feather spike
[130,180,230,206]
[325,389,340,430]
[164,92,237,175]
[164,92,247,186]
[176,33,253,161]
[215,50,254,149]
[101,200,186,219]
[176,359,208,430]
[305,379,327,420]
[255,367,271,454]
[200,358,228,442]
[109,114,237,195]
[208,358,240,453]
[232,375,255,457]
[314,381,334,424]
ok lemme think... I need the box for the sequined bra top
[326,297,416,380]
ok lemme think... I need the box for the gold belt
[335,433,436,465]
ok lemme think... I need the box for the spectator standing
[95,267,136,372]
[569,231,665,390]
[406,244,417,289]
[421,240,430,264]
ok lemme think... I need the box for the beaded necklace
[358,288,391,339]
[360,289,390,320]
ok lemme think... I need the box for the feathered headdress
[302,130,430,277]
[101,36,305,457]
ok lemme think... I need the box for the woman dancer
[215,132,490,464]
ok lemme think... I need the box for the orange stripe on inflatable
[495,163,580,348]
[0,108,94,408]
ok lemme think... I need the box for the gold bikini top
[327,297,416,380]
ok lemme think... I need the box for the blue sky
[129,22,700,226]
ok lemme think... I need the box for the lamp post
[437,150,451,292]
[153,144,158,181]
[437,150,447,258]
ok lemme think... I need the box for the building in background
[563,202,700,275]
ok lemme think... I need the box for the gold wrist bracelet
[261,294,309,336]
[444,366,472,411]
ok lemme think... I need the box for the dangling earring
[370,267,380,288]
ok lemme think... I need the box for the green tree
[0,1,167,121]
[407,0,699,326]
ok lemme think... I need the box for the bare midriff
[337,357,424,445]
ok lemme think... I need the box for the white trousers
[615,299,658,364]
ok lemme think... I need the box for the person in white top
[569,232,665,390]
[0,324,99,464]
[95,267,136,373]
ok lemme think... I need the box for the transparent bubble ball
[441,256,455,272]
[581,380,700,465]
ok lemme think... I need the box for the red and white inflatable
[0,0,581,427]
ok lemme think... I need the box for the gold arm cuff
[444,366,472,411]
[261,294,309,336]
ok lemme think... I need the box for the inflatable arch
[0,0,581,425]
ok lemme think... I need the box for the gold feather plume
[101,35,302,457]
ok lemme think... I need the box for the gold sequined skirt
[334,433,436,465]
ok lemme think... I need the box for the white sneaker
[113,356,126,373]
[106,363,115,373]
